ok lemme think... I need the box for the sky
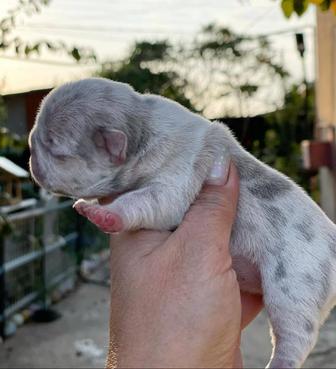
[0,0,315,98]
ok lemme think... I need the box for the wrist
[108,331,239,369]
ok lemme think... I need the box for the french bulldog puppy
[29,77,336,368]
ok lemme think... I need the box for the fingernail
[206,154,230,186]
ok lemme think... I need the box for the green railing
[0,199,108,339]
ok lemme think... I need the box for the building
[2,88,51,136]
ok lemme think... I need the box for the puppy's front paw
[74,200,124,233]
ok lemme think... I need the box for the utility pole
[316,10,336,220]
[295,33,309,139]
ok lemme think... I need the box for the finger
[176,160,240,257]
[240,291,263,329]
[233,346,243,368]
[110,229,171,257]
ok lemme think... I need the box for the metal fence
[0,198,109,339]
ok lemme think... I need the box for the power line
[18,23,194,36]
[17,22,315,41]
[257,25,315,38]
[0,23,315,68]
[14,29,177,44]
[0,43,311,68]
[242,6,276,33]
[0,54,97,67]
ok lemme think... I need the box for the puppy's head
[29,77,141,199]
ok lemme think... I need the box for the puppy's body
[29,78,336,368]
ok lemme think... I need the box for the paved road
[0,280,335,368]
[0,284,109,368]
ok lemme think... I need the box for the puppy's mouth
[53,190,72,197]
[97,193,121,205]
[82,192,122,205]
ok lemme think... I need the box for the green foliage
[98,41,195,110]
[0,128,28,155]
[281,0,295,17]
[281,0,336,18]
[96,26,315,194]
[251,83,315,192]
[98,25,288,117]
[128,41,171,63]
[0,214,14,239]
[183,25,288,116]
[0,0,96,62]
[293,0,310,15]
[319,0,332,10]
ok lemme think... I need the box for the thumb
[177,159,240,257]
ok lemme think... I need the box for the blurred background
[0,0,335,367]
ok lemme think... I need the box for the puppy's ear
[93,129,128,165]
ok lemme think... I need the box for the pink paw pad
[74,202,87,216]
[74,202,123,233]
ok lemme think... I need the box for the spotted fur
[29,78,336,368]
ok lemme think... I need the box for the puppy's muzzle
[30,152,46,184]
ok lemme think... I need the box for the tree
[98,25,288,118]
[281,0,336,18]
[0,0,96,62]
[179,24,288,117]
[98,41,195,110]
[251,83,315,192]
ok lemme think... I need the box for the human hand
[102,162,263,368]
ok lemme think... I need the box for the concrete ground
[0,264,335,368]
[242,310,336,368]
[0,283,109,368]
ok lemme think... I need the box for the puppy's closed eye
[52,149,78,161]
[53,153,68,161]
[43,133,74,159]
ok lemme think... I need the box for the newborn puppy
[29,77,336,368]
